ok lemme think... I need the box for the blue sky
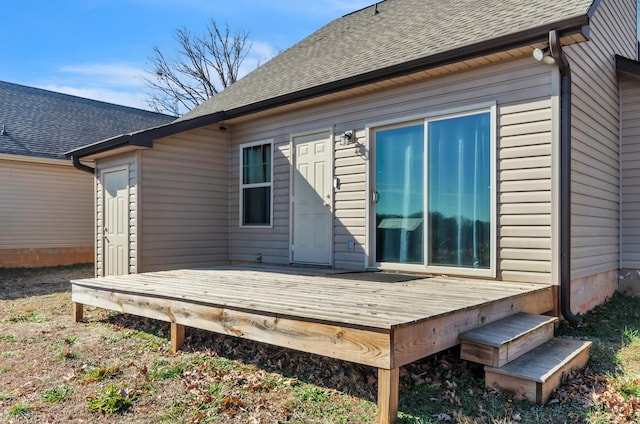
[2,2,639,113]
[1,1,371,111]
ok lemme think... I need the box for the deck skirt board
[73,284,393,368]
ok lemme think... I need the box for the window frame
[424,105,497,278]
[371,120,426,267]
[368,102,497,278]
[239,139,274,228]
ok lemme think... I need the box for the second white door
[103,167,129,276]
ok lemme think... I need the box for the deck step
[459,312,558,367]
[484,337,592,404]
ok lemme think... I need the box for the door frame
[365,102,497,277]
[367,119,425,273]
[289,128,334,266]
[100,165,130,277]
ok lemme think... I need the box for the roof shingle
[0,81,175,159]
[181,0,594,121]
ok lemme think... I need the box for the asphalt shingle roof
[0,81,175,159]
[181,0,595,122]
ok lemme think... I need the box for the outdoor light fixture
[533,47,555,64]
[340,131,354,146]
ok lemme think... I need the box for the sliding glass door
[427,112,491,269]
[372,107,494,274]
[374,124,424,264]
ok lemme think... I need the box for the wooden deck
[71,265,554,424]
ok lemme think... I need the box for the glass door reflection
[374,124,424,264]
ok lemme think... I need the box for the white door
[103,168,129,276]
[292,131,332,264]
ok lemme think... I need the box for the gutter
[549,30,582,327]
[65,111,226,160]
[72,156,95,174]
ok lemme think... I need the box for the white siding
[620,76,640,268]
[96,153,138,276]
[228,57,557,281]
[139,126,230,271]
[565,0,637,280]
[0,157,93,249]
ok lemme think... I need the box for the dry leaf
[512,386,527,401]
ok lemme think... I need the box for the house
[68,0,640,311]
[0,81,175,268]
[66,1,640,420]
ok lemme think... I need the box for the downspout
[72,155,95,174]
[549,30,582,326]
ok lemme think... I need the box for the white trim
[0,152,75,166]
[364,127,371,269]
[551,67,561,285]
[238,139,274,228]
[368,101,497,278]
[93,165,98,277]
[366,101,497,132]
[134,151,142,274]
[289,135,294,263]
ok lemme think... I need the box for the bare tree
[145,20,251,116]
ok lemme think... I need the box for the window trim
[367,102,497,278]
[239,139,274,228]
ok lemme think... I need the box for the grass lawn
[1,265,639,423]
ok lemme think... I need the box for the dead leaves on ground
[556,368,640,423]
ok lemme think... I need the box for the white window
[239,140,273,227]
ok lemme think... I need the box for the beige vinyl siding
[620,76,640,268]
[139,127,230,271]
[334,130,367,269]
[229,56,556,280]
[95,153,138,276]
[564,0,637,280]
[0,157,93,248]
[229,137,290,264]
[498,100,554,283]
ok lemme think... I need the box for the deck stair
[459,313,592,404]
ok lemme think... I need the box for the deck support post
[550,285,560,317]
[170,323,185,354]
[73,302,84,323]
[377,367,399,424]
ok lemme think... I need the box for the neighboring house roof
[0,80,175,160]
[68,0,598,158]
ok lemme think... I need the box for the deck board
[72,266,550,330]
